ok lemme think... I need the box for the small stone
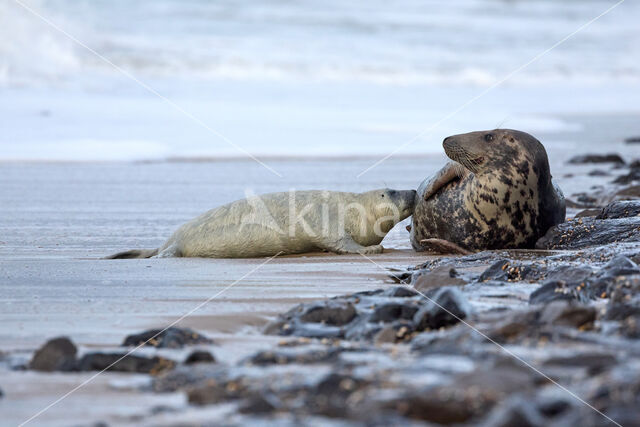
[413,287,471,331]
[76,353,175,374]
[184,350,216,365]
[568,154,625,164]
[300,301,357,326]
[122,327,212,349]
[413,266,467,291]
[29,337,77,372]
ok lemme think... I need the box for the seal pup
[410,129,565,253]
[108,188,416,259]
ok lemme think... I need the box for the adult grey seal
[108,188,416,259]
[410,129,565,253]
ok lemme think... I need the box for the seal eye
[381,194,385,198]
[484,134,494,142]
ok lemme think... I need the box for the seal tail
[105,248,159,259]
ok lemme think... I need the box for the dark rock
[383,286,418,297]
[412,266,467,291]
[613,169,640,185]
[299,300,357,326]
[479,259,543,282]
[480,397,546,427]
[390,362,538,424]
[529,280,581,305]
[545,264,594,283]
[246,347,343,366]
[184,350,215,365]
[573,193,599,207]
[624,137,640,144]
[76,352,175,374]
[536,217,640,250]
[616,185,640,199]
[413,287,470,331]
[369,302,419,323]
[188,378,248,405]
[238,393,279,414]
[575,208,602,218]
[597,200,640,219]
[568,154,625,164]
[542,353,616,375]
[541,300,596,328]
[589,169,610,176]
[152,364,227,393]
[307,373,367,418]
[601,255,640,277]
[122,327,212,349]
[29,337,77,372]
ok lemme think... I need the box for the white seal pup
[108,188,416,259]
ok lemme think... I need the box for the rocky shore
[3,153,640,426]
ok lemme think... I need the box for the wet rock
[536,216,640,250]
[575,208,602,217]
[545,264,594,283]
[188,378,248,405]
[613,168,640,185]
[412,266,467,291]
[184,350,215,365]
[383,286,418,297]
[601,255,640,277]
[616,185,640,199]
[369,302,419,323]
[624,136,640,144]
[529,280,580,305]
[152,364,227,392]
[76,353,175,374]
[573,193,599,207]
[480,397,546,427]
[541,300,596,328]
[413,287,470,331]
[29,337,77,372]
[542,352,616,375]
[299,300,357,326]
[246,346,343,366]
[597,200,640,219]
[306,373,368,418]
[238,393,279,414]
[568,153,625,164]
[122,327,212,349]
[390,361,539,424]
[479,259,543,282]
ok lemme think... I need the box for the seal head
[411,129,565,251]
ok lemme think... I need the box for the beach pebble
[568,153,625,164]
[122,327,212,349]
[597,200,640,219]
[412,265,467,291]
[413,287,470,331]
[184,350,216,365]
[29,337,77,372]
[76,352,175,374]
[536,216,640,249]
[299,301,357,326]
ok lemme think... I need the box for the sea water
[0,0,638,161]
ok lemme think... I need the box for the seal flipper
[105,249,159,259]
[320,236,384,255]
[419,238,472,255]
[418,161,466,201]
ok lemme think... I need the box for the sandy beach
[1,113,639,425]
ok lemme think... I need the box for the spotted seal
[410,129,565,253]
[108,188,416,258]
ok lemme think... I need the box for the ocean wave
[1,0,639,87]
